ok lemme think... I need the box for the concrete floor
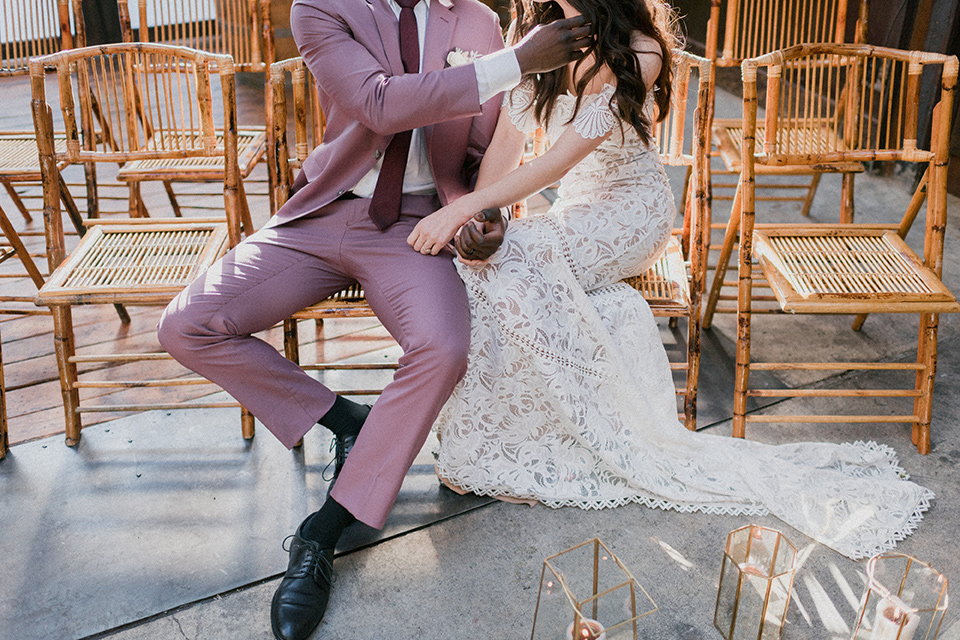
[3,82,960,640]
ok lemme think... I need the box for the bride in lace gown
[407,0,933,560]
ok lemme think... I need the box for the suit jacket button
[374,150,382,159]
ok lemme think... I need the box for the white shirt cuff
[474,48,522,105]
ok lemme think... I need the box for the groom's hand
[455,208,506,262]
[513,16,591,75]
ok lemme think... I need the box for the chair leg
[913,312,939,455]
[241,407,255,440]
[0,325,7,460]
[238,180,254,237]
[163,181,183,217]
[799,173,821,217]
[52,306,82,446]
[840,173,856,223]
[0,205,46,288]
[283,318,301,364]
[684,313,700,431]
[2,181,33,223]
[703,180,742,329]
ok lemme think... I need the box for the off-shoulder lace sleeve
[503,78,538,135]
[572,83,618,139]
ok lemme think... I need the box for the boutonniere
[446,47,481,67]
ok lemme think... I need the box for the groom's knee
[408,329,470,384]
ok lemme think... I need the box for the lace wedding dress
[433,80,933,560]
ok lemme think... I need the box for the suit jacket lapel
[367,0,403,76]
[422,0,456,74]
[422,0,457,159]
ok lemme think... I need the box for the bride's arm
[474,106,527,190]
[408,103,611,254]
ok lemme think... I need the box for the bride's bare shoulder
[630,33,663,89]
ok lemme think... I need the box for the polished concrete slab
[0,406,492,640]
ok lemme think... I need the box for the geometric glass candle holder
[714,525,798,640]
[850,553,949,640]
[531,538,657,640]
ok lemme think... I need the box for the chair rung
[748,389,920,398]
[336,390,385,396]
[669,363,689,370]
[301,364,399,371]
[70,353,173,363]
[74,378,212,388]
[751,362,926,371]
[745,414,918,424]
[79,402,240,412]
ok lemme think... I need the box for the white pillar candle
[872,595,920,640]
[565,618,606,640]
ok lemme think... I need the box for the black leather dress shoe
[271,528,335,640]
[324,404,370,494]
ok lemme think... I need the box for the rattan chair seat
[37,220,230,305]
[753,227,960,314]
[713,118,864,173]
[623,235,689,312]
[0,133,69,177]
[117,129,266,180]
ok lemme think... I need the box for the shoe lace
[282,535,335,585]
[321,437,342,482]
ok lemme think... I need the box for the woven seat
[117,129,266,180]
[732,43,959,454]
[712,119,864,174]
[32,43,251,446]
[753,227,959,314]
[623,236,689,311]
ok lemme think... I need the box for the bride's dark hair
[511,0,676,144]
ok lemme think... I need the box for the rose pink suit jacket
[276,0,505,227]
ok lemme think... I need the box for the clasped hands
[407,204,506,263]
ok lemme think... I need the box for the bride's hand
[407,202,474,255]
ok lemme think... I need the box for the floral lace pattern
[435,80,933,560]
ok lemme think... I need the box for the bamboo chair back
[706,0,864,68]
[269,55,393,399]
[751,45,940,167]
[270,56,324,212]
[0,0,82,77]
[734,43,959,453]
[117,0,272,72]
[31,43,244,253]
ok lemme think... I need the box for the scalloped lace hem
[435,438,935,561]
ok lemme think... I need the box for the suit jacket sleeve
[291,1,492,136]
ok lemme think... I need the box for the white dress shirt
[351,0,521,198]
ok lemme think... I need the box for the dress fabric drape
[433,81,933,560]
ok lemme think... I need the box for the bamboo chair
[31,43,254,446]
[702,0,869,328]
[116,0,273,230]
[270,56,399,398]
[733,43,959,454]
[622,50,713,430]
[0,0,89,314]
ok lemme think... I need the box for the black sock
[318,396,370,439]
[299,497,356,549]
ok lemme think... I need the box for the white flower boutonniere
[446,47,481,68]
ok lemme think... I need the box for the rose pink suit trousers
[158,193,470,529]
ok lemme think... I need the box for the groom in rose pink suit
[157,0,588,638]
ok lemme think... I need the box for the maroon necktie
[369,0,422,230]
